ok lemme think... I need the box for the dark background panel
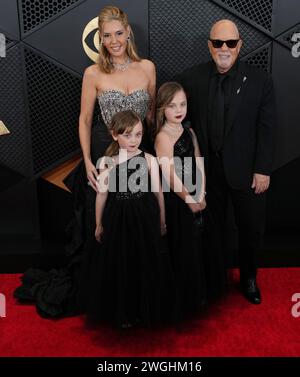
[241,43,272,72]
[272,0,300,36]
[266,156,300,231]
[272,41,300,170]
[24,46,82,175]
[0,43,32,178]
[0,29,18,50]
[0,179,40,239]
[213,0,273,34]
[0,0,20,39]
[18,0,86,36]
[0,164,24,192]
[276,23,300,50]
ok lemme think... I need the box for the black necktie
[211,74,226,153]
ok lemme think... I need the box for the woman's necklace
[110,56,132,72]
[164,122,183,134]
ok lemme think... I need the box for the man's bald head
[210,20,240,40]
[208,19,242,74]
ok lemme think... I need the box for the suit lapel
[225,62,248,137]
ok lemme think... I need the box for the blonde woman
[80,5,155,191]
[66,5,156,253]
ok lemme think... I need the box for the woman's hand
[95,224,103,243]
[85,159,98,191]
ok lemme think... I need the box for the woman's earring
[127,36,130,41]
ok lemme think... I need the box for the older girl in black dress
[155,82,226,319]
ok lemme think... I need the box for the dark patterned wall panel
[213,0,273,33]
[242,43,272,72]
[25,48,82,175]
[149,0,271,85]
[276,23,300,49]
[0,43,32,177]
[19,0,84,34]
[0,30,17,49]
[271,0,300,37]
[5,36,16,48]
[0,0,20,40]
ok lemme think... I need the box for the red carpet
[0,268,300,357]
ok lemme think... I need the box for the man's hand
[251,173,270,194]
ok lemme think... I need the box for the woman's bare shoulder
[84,64,103,78]
[139,59,156,72]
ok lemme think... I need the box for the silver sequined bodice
[97,89,150,129]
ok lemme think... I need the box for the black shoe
[241,278,261,304]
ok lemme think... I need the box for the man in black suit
[177,20,275,304]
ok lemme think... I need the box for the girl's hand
[95,224,103,243]
[187,201,203,213]
[199,197,207,211]
[160,221,167,236]
[85,159,98,191]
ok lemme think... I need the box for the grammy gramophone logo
[82,17,100,63]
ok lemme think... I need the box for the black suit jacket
[176,61,276,190]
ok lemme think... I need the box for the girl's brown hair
[156,81,186,134]
[98,6,141,73]
[105,110,142,156]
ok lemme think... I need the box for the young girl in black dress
[155,82,225,319]
[79,110,174,329]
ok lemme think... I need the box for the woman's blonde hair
[105,110,142,157]
[97,6,141,73]
[156,82,186,134]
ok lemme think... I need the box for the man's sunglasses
[209,39,240,48]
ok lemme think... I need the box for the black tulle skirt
[164,191,207,318]
[164,190,227,320]
[77,190,176,328]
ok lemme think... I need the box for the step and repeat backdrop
[0,0,299,244]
